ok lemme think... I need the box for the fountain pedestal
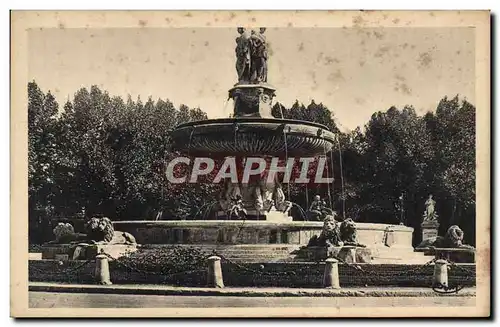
[421,220,440,242]
[229,84,276,118]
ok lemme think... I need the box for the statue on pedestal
[234,27,268,84]
[423,194,438,222]
[249,28,268,83]
[235,27,252,83]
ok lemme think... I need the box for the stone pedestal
[228,84,276,118]
[421,220,439,243]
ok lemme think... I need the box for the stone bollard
[432,259,448,288]
[323,258,340,289]
[207,256,224,288]
[95,254,112,285]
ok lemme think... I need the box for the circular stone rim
[174,117,334,132]
[112,220,414,232]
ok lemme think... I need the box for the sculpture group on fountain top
[235,27,268,85]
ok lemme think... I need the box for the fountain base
[112,221,431,264]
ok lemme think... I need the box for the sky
[28,27,475,131]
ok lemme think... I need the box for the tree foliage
[28,82,216,242]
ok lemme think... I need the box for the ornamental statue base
[421,220,440,243]
[229,83,276,118]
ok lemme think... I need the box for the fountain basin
[171,117,337,157]
[113,220,413,247]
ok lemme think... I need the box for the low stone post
[207,256,224,288]
[323,258,340,289]
[432,259,448,288]
[95,254,112,285]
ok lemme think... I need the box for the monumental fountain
[110,27,430,264]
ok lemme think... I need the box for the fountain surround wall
[114,221,414,248]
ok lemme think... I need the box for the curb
[29,283,476,298]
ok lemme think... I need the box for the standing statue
[235,27,252,83]
[273,183,292,214]
[227,194,247,220]
[423,194,438,221]
[257,178,275,211]
[254,185,264,212]
[219,178,243,212]
[249,28,268,83]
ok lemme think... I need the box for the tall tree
[28,82,59,242]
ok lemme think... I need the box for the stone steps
[139,244,299,263]
[371,248,432,264]
[138,244,434,264]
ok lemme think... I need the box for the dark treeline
[29,81,475,246]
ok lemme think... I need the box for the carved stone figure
[339,218,366,247]
[423,194,438,222]
[249,28,268,83]
[307,195,333,221]
[219,179,242,212]
[53,222,75,242]
[307,215,343,247]
[227,194,247,219]
[47,218,136,245]
[254,185,264,211]
[261,183,275,211]
[416,225,474,249]
[85,217,115,243]
[273,183,292,214]
[235,27,252,83]
[85,217,137,245]
[49,222,87,244]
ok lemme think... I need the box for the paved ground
[29,291,476,308]
[29,282,476,298]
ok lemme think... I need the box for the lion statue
[417,225,474,249]
[49,222,87,244]
[53,222,74,242]
[307,215,343,247]
[47,217,137,245]
[339,218,366,247]
[85,217,137,245]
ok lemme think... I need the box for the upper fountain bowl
[171,117,337,157]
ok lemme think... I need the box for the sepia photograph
[10,10,491,318]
